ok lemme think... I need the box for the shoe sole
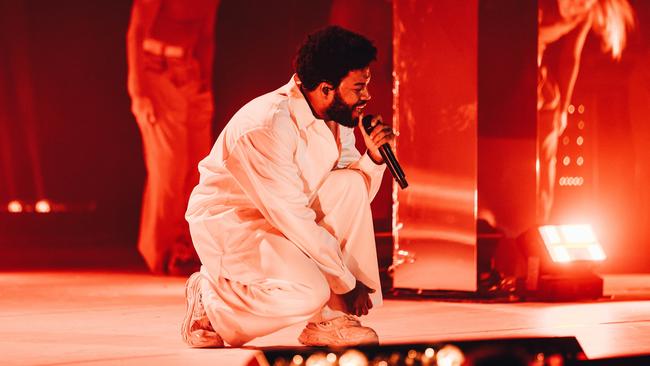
[181,272,202,346]
[298,328,379,347]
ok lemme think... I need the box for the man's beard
[325,90,365,128]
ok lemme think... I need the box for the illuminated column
[392,0,478,291]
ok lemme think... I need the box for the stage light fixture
[35,199,52,213]
[436,345,465,366]
[517,224,605,300]
[7,200,24,213]
[538,224,606,262]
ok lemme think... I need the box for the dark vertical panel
[212,0,331,135]
[329,0,393,230]
[477,0,538,237]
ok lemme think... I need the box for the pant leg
[198,230,330,346]
[309,169,382,321]
[137,68,192,273]
[196,169,379,345]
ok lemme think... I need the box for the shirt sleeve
[223,125,356,294]
[338,127,386,201]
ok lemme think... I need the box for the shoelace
[318,315,361,327]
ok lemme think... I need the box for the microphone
[362,115,408,189]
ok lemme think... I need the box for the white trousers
[196,169,382,346]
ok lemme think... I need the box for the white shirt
[186,76,386,294]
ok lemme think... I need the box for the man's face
[325,67,372,128]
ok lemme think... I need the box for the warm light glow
[538,224,606,262]
[35,199,52,213]
[562,136,570,145]
[578,120,585,130]
[577,136,584,146]
[305,352,328,366]
[563,156,571,166]
[7,200,23,213]
[577,104,585,114]
[424,347,435,358]
[338,349,368,366]
[577,156,584,166]
[568,104,575,114]
[326,353,337,363]
[559,176,584,186]
[436,345,465,366]
[292,354,304,365]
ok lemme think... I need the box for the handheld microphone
[362,115,408,189]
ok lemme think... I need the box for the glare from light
[437,345,464,366]
[563,156,571,166]
[326,353,337,363]
[562,136,570,145]
[577,156,584,166]
[578,120,585,129]
[552,246,571,262]
[577,136,584,146]
[568,104,575,114]
[578,104,585,114]
[338,349,368,366]
[538,224,606,262]
[292,354,304,365]
[35,199,52,213]
[424,348,435,358]
[306,353,330,366]
[588,245,607,261]
[562,224,597,243]
[539,226,562,245]
[7,200,23,213]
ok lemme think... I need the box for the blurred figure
[537,0,634,222]
[127,0,220,275]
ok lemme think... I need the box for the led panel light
[537,224,605,263]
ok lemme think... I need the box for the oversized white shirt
[186,76,386,294]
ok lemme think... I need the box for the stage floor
[1,271,649,365]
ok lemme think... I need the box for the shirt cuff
[357,151,386,174]
[328,268,356,294]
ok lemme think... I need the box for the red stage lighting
[518,224,605,300]
[538,224,606,263]
[34,199,52,213]
[7,200,24,213]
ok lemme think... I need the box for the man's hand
[131,96,157,125]
[342,280,376,317]
[358,115,396,164]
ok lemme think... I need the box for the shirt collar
[284,75,322,130]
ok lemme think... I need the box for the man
[537,0,634,221]
[127,0,220,274]
[182,26,396,347]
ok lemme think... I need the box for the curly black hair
[294,25,377,91]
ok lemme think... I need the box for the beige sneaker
[181,272,224,347]
[298,315,379,347]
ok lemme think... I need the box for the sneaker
[181,272,224,347]
[298,315,379,347]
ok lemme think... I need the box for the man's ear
[318,82,335,99]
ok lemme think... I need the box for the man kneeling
[182,25,396,347]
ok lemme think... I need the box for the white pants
[195,169,382,346]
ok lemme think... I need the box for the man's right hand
[342,280,376,317]
[131,96,156,125]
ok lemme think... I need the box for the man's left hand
[358,114,397,164]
